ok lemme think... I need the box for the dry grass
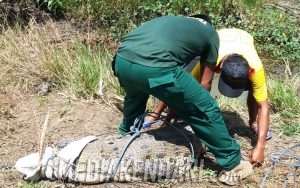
[0,19,82,92]
[0,17,123,103]
[0,18,299,188]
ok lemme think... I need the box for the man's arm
[199,63,215,91]
[247,93,270,164]
[145,61,216,124]
[144,101,167,123]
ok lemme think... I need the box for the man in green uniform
[113,15,252,185]
[148,28,271,167]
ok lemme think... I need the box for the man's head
[218,54,249,98]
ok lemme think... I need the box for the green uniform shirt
[117,16,219,67]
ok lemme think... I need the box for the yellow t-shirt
[191,28,268,102]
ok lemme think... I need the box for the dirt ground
[0,86,299,188]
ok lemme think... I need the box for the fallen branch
[38,111,49,160]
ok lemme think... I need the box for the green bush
[246,7,300,64]
[43,0,250,39]
[36,0,64,14]
[47,0,298,68]
[2,0,298,68]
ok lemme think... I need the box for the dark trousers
[114,55,241,170]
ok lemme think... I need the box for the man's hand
[249,146,265,167]
[143,107,178,128]
[144,101,167,123]
[144,113,158,124]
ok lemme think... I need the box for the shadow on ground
[222,110,257,147]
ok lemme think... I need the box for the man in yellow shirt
[145,28,271,166]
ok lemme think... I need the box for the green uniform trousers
[114,55,241,170]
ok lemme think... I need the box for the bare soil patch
[0,87,299,188]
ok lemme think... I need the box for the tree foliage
[1,0,299,66]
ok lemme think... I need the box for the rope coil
[260,143,300,188]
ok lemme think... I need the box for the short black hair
[189,14,212,25]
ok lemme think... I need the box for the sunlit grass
[46,44,122,99]
[1,18,299,136]
[0,19,122,100]
[268,75,300,119]
[19,181,49,188]
[53,45,110,98]
[217,93,249,118]
[0,20,68,90]
[268,73,300,136]
[279,122,300,136]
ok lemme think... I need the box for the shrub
[246,7,300,65]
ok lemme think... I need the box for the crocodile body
[15,123,202,184]
[74,124,201,183]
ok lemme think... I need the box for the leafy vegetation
[247,7,300,64]
[2,0,298,66]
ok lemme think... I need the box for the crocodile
[15,122,202,184]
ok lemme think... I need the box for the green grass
[0,20,121,100]
[268,76,300,119]
[1,8,299,137]
[268,74,300,136]
[19,182,49,188]
[279,122,300,136]
[47,44,121,99]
